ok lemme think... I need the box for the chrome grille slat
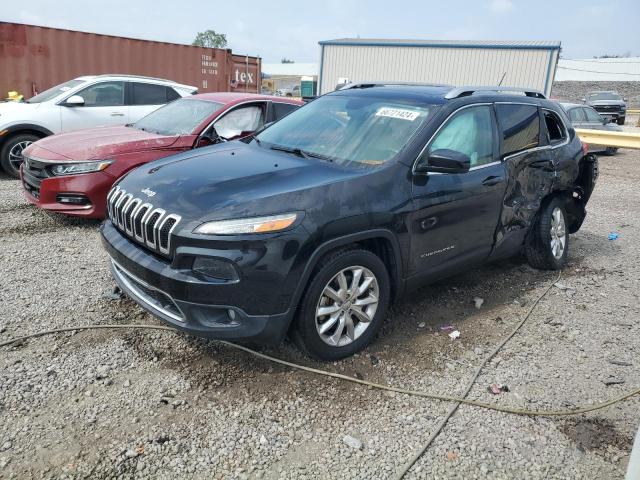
[106,186,181,258]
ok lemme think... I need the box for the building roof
[319,38,561,50]
[262,63,319,77]
[556,57,640,82]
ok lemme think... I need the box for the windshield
[256,94,434,165]
[133,99,223,136]
[26,79,85,103]
[587,92,622,101]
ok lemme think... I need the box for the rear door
[408,103,506,278]
[494,102,551,253]
[128,82,181,123]
[60,81,128,132]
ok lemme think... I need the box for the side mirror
[623,97,628,102]
[581,98,586,103]
[415,149,471,174]
[64,95,85,106]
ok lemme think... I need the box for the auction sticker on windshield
[376,107,421,121]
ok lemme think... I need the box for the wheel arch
[288,230,405,320]
[0,124,52,150]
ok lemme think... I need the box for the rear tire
[617,117,625,126]
[525,197,569,270]
[0,133,39,178]
[605,147,618,155]
[292,249,390,361]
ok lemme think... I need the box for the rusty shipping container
[0,22,261,98]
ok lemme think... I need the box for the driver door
[60,81,129,132]
[408,104,506,279]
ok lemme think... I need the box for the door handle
[110,112,125,117]
[482,176,502,187]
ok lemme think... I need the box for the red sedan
[20,93,303,218]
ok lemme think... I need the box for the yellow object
[6,91,23,102]
[575,128,640,150]
[627,109,640,115]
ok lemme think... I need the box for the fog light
[192,257,239,281]
[56,193,91,205]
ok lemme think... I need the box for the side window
[272,102,299,120]
[568,108,585,123]
[214,104,264,139]
[131,82,170,105]
[495,104,540,157]
[75,81,124,106]
[429,105,495,168]
[543,110,567,144]
[584,108,603,123]
[166,87,181,102]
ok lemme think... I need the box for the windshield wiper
[269,144,310,158]
[269,144,333,162]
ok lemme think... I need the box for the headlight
[193,212,299,235]
[49,160,113,176]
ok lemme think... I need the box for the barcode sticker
[376,107,420,121]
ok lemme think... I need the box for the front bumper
[101,221,300,344]
[21,167,113,218]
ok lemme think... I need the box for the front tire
[293,249,390,361]
[617,116,625,126]
[525,197,569,270]
[605,147,618,155]
[0,133,39,178]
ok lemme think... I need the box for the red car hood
[29,126,182,161]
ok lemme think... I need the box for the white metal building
[318,39,561,97]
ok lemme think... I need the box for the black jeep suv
[101,84,597,360]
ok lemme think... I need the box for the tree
[192,30,227,48]
[281,58,295,64]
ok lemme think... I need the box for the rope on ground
[392,271,563,479]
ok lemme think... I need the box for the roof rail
[96,74,177,84]
[444,86,546,99]
[339,81,451,90]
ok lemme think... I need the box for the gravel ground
[1,120,640,479]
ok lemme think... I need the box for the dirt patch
[559,417,634,453]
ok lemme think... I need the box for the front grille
[107,185,181,257]
[22,156,51,199]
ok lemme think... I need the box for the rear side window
[272,102,299,120]
[496,104,540,157]
[543,110,566,144]
[130,83,174,105]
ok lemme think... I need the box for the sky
[3,0,640,63]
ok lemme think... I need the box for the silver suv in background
[582,91,627,125]
[0,75,197,177]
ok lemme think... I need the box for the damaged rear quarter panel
[493,112,586,257]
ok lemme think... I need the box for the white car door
[60,81,129,132]
[127,82,180,123]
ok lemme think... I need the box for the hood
[115,141,368,225]
[0,101,42,122]
[29,126,182,160]
[587,99,626,107]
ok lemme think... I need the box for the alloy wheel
[315,266,379,347]
[550,207,566,259]
[8,140,33,171]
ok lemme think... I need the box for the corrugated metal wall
[0,22,261,97]
[320,45,558,96]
